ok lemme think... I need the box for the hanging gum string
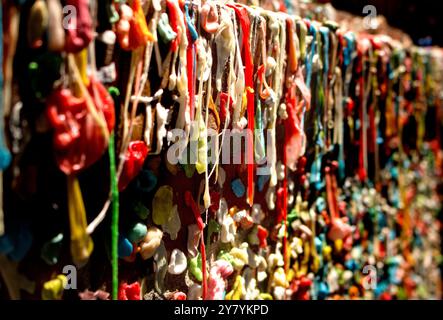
[109,132,119,300]
[250,13,267,165]
[314,24,326,156]
[307,24,324,189]
[304,22,316,89]
[260,10,281,188]
[203,43,212,209]
[343,33,356,145]
[274,14,287,185]
[200,232,207,299]
[185,3,196,122]
[329,30,341,171]
[167,0,190,135]
[357,47,366,182]
[194,37,211,201]
[227,3,255,207]
[230,8,245,128]
[300,21,315,156]
[282,135,289,275]
[320,27,330,149]
[327,28,338,149]
[363,47,374,183]
[254,17,272,165]
[207,6,236,183]
[282,15,298,278]
[121,47,143,151]
[333,67,345,179]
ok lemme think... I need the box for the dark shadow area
[330,0,443,46]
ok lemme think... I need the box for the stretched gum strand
[265,12,284,187]
[228,6,245,127]
[206,7,236,185]
[214,9,234,92]
[227,3,255,207]
[185,3,197,122]
[194,40,209,176]
[203,42,213,209]
[166,0,190,138]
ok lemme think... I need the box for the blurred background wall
[329,0,443,46]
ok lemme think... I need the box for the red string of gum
[186,28,195,121]
[358,50,367,181]
[166,0,180,52]
[228,4,255,207]
[199,236,207,299]
[185,191,205,230]
[184,191,207,299]
[282,146,288,273]
[280,130,289,298]
[282,83,297,274]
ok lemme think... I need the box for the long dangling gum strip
[228,4,255,207]
[168,0,189,135]
[185,3,197,121]
[203,42,212,209]
[207,7,235,183]
[266,11,278,188]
